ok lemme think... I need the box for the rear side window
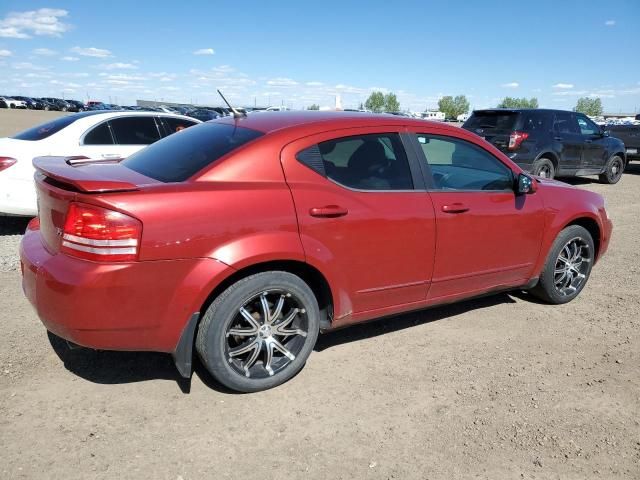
[521,112,551,133]
[464,112,520,131]
[161,117,198,135]
[297,133,413,190]
[110,117,161,145]
[83,123,114,145]
[553,112,580,134]
[12,115,80,141]
[122,123,263,182]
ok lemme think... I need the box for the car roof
[212,110,460,135]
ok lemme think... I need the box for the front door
[280,128,436,320]
[576,114,608,170]
[552,111,583,175]
[409,131,546,302]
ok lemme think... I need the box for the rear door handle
[309,205,348,218]
[441,203,469,214]
[101,153,121,159]
[554,136,563,141]
[585,139,593,143]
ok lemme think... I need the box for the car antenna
[217,89,245,118]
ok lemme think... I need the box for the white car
[0,97,28,109]
[0,111,200,216]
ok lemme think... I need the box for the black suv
[462,109,626,184]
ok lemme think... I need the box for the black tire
[530,225,595,304]
[532,157,555,179]
[598,155,624,184]
[196,271,320,392]
[61,106,68,112]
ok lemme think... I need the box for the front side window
[576,115,599,136]
[416,134,513,191]
[297,133,413,190]
[110,117,161,145]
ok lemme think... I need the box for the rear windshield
[464,111,520,131]
[12,115,80,141]
[122,122,263,182]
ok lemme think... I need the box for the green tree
[574,97,603,116]
[497,97,539,108]
[437,95,470,119]
[364,91,385,113]
[384,93,400,112]
[307,104,320,110]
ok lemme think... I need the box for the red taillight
[27,217,40,231]
[60,203,142,262]
[0,157,17,172]
[508,131,529,151]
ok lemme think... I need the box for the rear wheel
[532,157,555,179]
[530,225,594,304]
[196,272,320,392]
[599,155,624,184]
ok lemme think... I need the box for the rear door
[408,130,545,301]
[281,127,436,318]
[576,113,608,169]
[552,111,583,174]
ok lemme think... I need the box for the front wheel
[532,157,555,179]
[196,272,320,392]
[530,225,595,304]
[599,155,624,184]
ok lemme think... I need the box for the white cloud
[12,61,47,70]
[32,47,58,56]
[99,62,138,70]
[0,49,11,57]
[0,8,70,39]
[552,90,588,96]
[552,83,574,89]
[70,46,112,58]
[501,82,519,88]
[193,48,215,55]
[306,81,324,86]
[605,20,616,26]
[61,56,78,61]
[267,77,298,87]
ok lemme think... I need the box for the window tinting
[577,116,599,136]
[553,112,580,135]
[122,123,263,182]
[298,133,413,190]
[162,117,198,136]
[110,117,161,145]
[12,115,80,141]
[522,112,551,133]
[416,134,513,191]
[464,111,520,131]
[83,123,114,145]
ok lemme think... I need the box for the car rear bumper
[20,227,233,352]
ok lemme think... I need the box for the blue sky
[0,1,638,112]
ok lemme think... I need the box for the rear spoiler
[33,156,142,193]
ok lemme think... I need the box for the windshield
[122,122,264,182]
[12,115,81,141]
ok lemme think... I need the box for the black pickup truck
[607,115,640,162]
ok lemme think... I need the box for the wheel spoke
[264,342,274,376]
[274,308,299,330]
[229,338,259,358]
[243,342,261,377]
[271,338,296,361]
[227,327,257,337]
[239,307,261,330]
[259,293,271,323]
[269,295,285,324]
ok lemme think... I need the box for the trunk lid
[33,156,158,253]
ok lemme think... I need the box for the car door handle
[554,136,563,141]
[585,139,593,143]
[309,205,348,218]
[101,153,121,159]
[441,203,469,214]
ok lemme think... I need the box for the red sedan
[20,112,612,392]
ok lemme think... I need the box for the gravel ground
[0,110,639,479]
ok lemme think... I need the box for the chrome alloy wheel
[553,237,591,296]
[225,290,308,379]
[538,165,551,178]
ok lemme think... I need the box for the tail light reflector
[0,157,17,172]
[61,203,142,262]
[508,131,529,151]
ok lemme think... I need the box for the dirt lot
[0,110,638,479]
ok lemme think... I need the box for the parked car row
[0,96,88,112]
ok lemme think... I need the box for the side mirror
[516,173,537,194]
